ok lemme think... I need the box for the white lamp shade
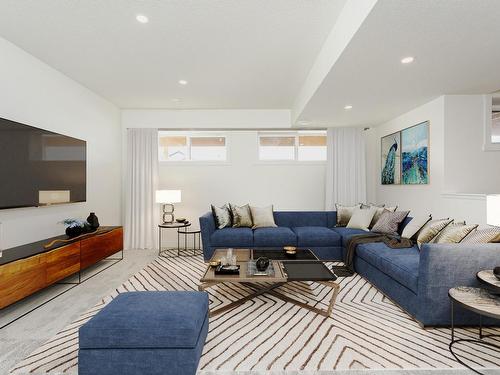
[487,194,500,226]
[156,190,181,204]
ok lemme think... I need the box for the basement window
[159,132,227,161]
[258,130,327,161]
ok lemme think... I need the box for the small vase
[66,225,83,238]
[87,212,100,230]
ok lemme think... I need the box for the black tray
[214,264,240,275]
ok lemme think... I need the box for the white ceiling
[0,0,346,109]
[296,0,500,126]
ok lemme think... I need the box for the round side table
[158,222,191,257]
[177,228,202,256]
[477,270,500,294]
[448,286,500,374]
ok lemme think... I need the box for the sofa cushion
[292,227,341,247]
[356,243,419,293]
[330,227,368,247]
[253,227,297,247]
[273,211,328,228]
[211,228,253,247]
[79,291,208,349]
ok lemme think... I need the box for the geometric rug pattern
[10,255,500,374]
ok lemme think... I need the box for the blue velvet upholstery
[293,227,341,247]
[199,210,500,326]
[210,227,253,247]
[79,291,209,375]
[254,227,297,247]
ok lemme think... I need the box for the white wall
[366,95,499,224]
[0,37,122,249]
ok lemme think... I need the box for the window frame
[256,130,327,164]
[158,131,230,164]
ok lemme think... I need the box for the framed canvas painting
[401,121,429,184]
[381,131,401,184]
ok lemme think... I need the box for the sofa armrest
[199,212,216,250]
[417,243,500,324]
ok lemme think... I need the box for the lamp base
[162,203,175,224]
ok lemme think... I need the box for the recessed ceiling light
[171,98,181,103]
[298,120,311,126]
[401,56,414,64]
[136,14,149,23]
[178,79,188,85]
[344,105,353,110]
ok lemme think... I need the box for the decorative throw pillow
[433,222,478,244]
[370,206,397,228]
[371,210,410,235]
[347,207,377,231]
[401,215,432,240]
[416,218,453,248]
[230,203,253,228]
[462,226,500,244]
[335,204,361,227]
[250,205,277,229]
[211,204,232,229]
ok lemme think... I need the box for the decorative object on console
[401,214,432,240]
[416,218,453,248]
[156,190,181,224]
[250,205,277,229]
[86,212,100,230]
[255,257,270,272]
[371,210,410,236]
[230,203,253,228]
[347,207,377,231]
[381,131,401,185]
[335,203,361,227]
[432,222,478,244]
[494,267,500,281]
[61,218,91,238]
[211,203,232,229]
[401,121,429,185]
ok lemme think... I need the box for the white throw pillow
[346,207,377,231]
[401,215,432,240]
[250,205,277,229]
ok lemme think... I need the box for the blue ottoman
[78,291,209,375]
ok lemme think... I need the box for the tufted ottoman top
[79,291,209,349]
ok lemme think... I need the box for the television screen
[0,116,86,209]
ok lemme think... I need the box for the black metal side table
[177,228,202,256]
[158,222,191,257]
[448,286,500,374]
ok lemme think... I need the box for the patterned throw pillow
[250,205,277,229]
[371,210,410,236]
[211,203,232,229]
[462,226,500,244]
[370,206,397,228]
[416,218,453,248]
[433,222,478,244]
[230,203,253,228]
[335,204,361,227]
[401,215,432,240]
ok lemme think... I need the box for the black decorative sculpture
[255,257,270,272]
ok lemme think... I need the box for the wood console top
[0,226,121,266]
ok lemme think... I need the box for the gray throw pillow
[371,210,410,236]
[462,226,500,244]
[230,203,253,228]
[250,205,277,229]
[211,204,232,229]
[416,218,453,248]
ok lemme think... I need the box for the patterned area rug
[10,255,500,374]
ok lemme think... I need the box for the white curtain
[125,128,159,250]
[325,127,367,209]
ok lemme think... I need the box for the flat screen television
[0,116,86,209]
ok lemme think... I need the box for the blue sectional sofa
[200,210,500,327]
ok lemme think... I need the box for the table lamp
[156,190,181,224]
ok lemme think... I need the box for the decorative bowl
[209,260,221,268]
[176,218,187,223]
[494,266,500,280]
[283,246,297,255]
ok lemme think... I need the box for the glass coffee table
[199,248,340,317]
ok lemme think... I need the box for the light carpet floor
[10,255,500,374]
